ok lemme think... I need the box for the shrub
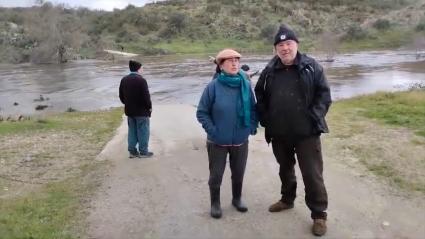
[373,19,391,30]
[66,107,78,112]
[168,12,187,33]
[343,24,368,40]
[260,24,276,41]
[205,2,221,14]
[416,18,425,32]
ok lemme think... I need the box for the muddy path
[87,105,425,239]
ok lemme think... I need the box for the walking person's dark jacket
[255,53,332,143]
[119,72,152,117]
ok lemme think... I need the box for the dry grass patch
[0,108,123,239]
[325,90,425,193]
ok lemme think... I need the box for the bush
[260,24,276,41]
[416,19,425,32]
[373,19,391,30]
[343,24,368,40]
[66,107,78,112]
[205,2,221,14]
[116,28,139,43]
[134,11,161,34]
[368,0,408,10]
[168,12,187,33]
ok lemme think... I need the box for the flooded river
[0,50,424,116]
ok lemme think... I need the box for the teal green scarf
[218,70,251,127]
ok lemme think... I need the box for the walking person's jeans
[127,116,150,154]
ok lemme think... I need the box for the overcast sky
[0,0,158,11]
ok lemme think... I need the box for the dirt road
[87,105,425,239]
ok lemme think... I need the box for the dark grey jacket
[254,53,332,142]
[119,72,152,117]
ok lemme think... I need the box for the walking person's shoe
[129,152,139,158]
[312,219,327,236]
[139,151,154,158]
[268,200,294,212]
[209,187,222,219]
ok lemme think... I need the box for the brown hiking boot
[312,219,327,236]
[268,200,294,212]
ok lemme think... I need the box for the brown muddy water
[0,50,424,116]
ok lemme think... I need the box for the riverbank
[0,108,123,238]
[0,90,424,238]
[326,89,425,193]
[118,28,418,57]
[2,0,424,64]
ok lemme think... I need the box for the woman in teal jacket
[196,49,258,219]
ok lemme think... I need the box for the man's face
[275,40,298,65]
[220,57,240,75]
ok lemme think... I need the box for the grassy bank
[326,89,425,193]
[339,28,415,51]
[118,38,273,56]
[0,108,123,239]
[117,29,409,56]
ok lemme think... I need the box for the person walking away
[119,60,154,158]
[254,25,332,236]
[241,64,259,80]
[197,49,258,219]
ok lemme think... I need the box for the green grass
[360,159,425,192]
[120,37,272,55]
[0,119,59,135]
[0,180,79,239]
[340,90,425,137]
[0,108,123,239]
[120,37,319,56]
[339,28,413,51]
[156,38,272,54]
[327,90,425,193]
[103,28,413,57]
[0,161,107,239]
[117,28,410,57]
[0,108,123,138]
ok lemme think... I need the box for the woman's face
[220,57,240,75]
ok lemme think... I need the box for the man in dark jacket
[254,25,331,236]
[119,60,153,158]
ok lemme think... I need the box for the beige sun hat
[215,49,242,64]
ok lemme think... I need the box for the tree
[372,19,391,30]
[168,12,187,33]
[24,2,84,63]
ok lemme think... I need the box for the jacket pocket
[207,126,217,137]
[308,110,321,134]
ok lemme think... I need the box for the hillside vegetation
[0,0,425,63]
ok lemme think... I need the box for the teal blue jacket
[196,77,258,145]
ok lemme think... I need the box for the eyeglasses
[223,57,240,63]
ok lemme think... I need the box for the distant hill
[0,0,424,63]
